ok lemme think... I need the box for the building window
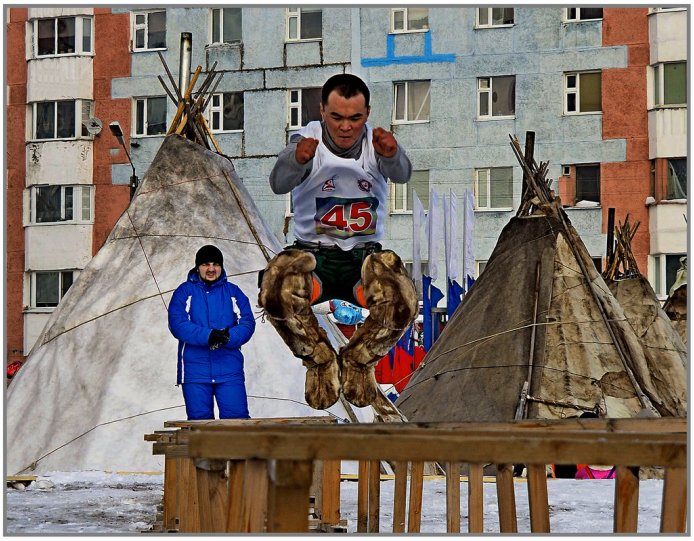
[31,100,94,140]
[477,76,516,118]
[132,10,166,51]
[33,16,93,57]
[653,254,686,298]
[476,8,514,28]
[475,260,488,277]
[393,81,431,123]
[575,164,600,204]
[288,88,321,129]
[210,7,242,44]
[392,170,430,212]
[475,167,513,209]
[564,8,603,21]
[667,158,687,200]
[286,8,322,41]
[32,270,75,308]
[564,71,602,114]
[653,62,687,106]
[134,97,167,136]
[29,185,93,224]
[391,8,429,32]
[208,92,244,132]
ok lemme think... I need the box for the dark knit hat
[195,245,224,267]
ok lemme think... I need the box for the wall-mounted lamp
[109,121,139,199]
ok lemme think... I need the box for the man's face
[198,262,222,283]
[320,90,370,150]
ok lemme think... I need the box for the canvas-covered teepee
[602,215,687,375]
[396,134,687,423]
[6,135,377,475]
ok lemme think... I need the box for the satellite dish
[86,117,103,135]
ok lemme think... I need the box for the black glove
[208,328,230,350]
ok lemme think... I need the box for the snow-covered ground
[4,470,668,535]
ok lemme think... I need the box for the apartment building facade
[5,6,688,364]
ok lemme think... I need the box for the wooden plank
[163,456,178,531]
[614,466,640,533]
[468,463,484,533]
[320,459,341,527]
[177,458,200,533]
[226,460,245,532]
[526,463,550,532]
[266,459,313,533]
[392,461,407,533]
[165,416,335,428]
[189,425,686,468]
[445,462,461,533]
[496,463,518,533]
[357,460,369,533]
[407,461,424,533]
[660,467,687,533]
[196,466,227,532]
[241,460,268,532]
[367,459,380,533]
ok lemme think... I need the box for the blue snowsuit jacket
[168,268,256,385]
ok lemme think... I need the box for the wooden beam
[445,462,461,533]
[392,461,407,533]
[226,460,245,532]
[357,460,368,533]
[266,459,313,533]
[614,466,640,533]
[527,463,550,532]
[468,463,484,533]
[367,459,380,532]
[407,461,424,533]
[320,459,341,527]
[241,460,268,532]
[660,467,687,533]
[496,463,518,533]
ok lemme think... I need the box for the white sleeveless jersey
[292,122,388,250]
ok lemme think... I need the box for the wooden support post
[407,461,424,533]
[468,463,484,533]
[177,458,200,533]
[521,131,535,200]
[242,459,269,532]
[367,459,380,533]
[318,459,341,528]
[357,460,369,533]
[226,460,245,532]
[392,461,408,533]
[163,456,178,531]
[496,463,518,533]
[614,466,640,533]
[526,464,550,532]
[660,467,687,533]
[266,459,313,533]
[196,465,228,532]
[606,207,616,263]
[445,462,461,533]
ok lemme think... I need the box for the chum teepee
[5,134,377,475]
[396,134,687,423]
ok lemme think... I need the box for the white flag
[445,190,460,282]
[463,189,475,284]
[426,189,442,281]
[412,189,425,296]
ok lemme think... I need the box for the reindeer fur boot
[259,249,340,410]
[341,250,419,407]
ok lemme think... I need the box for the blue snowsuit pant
[182,380,250,420]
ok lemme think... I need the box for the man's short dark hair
[322,73,370,108]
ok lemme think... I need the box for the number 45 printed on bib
[314,196,379,239]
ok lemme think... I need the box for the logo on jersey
[357,178,372,192]
[322,176,336,192]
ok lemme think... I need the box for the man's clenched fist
[295,137,319,164]
[372,127,398,158]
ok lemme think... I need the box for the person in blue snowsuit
[168,245,256,420]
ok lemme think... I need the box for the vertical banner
[423,189,444,351]
[463,188,476,291]
[412,190,425,297]
[446,190,463,317]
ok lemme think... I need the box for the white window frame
[207,92,244,133]
[393,81,431,124]
[475,8,514,28]
[28,184,93,225]
[286,192,294,217]
[477,76,516,120]
[653,62,687,107]
[132,10,166,52]
[390,8,429,33]
[286,8,322,42]
[564,8,604,22]
[564,71,602,115]
[652,253,686,300]
[31,15,93,58]
[474,167,514,210]
[29,99,94,141]
[287,88,321,129]
[29,270,78,310]
[390,170,430,213]
[475,260,488,278]
[133,96,167,137]
[209,7,242,45]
